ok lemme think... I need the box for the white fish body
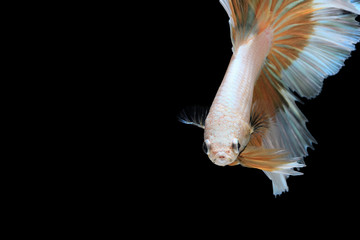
[205,29,273,166]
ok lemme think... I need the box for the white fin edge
[314,0,360,15]
[263,171,289,197]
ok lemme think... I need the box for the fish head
[203,120,251,166]
[202,139,238,166]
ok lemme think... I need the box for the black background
[78,1,360,228]
[10,1,360,237]
[47,1,360,236]
[64,1,360,236]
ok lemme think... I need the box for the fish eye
[202,139,211,155]
[232,139,241,154]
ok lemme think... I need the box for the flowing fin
[178,106,208,129]
[353,0,360,13]
[238,146,304,196]
[248,103,270,147]
[281,7,360,98]
[220,0,360,195]
[219,0,270,48]
[314,0,360,15]
[238,147,304,175]
[263,171,289,196]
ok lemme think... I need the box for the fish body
[179,0,360,196]
[205,29,273,166]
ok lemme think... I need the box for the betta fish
[179,0,360,196]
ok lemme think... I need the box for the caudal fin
[315,0,360,14]
[353,0,360,13]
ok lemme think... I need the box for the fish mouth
[212,152,233,166]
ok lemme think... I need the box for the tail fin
[315,0,360,14]
[353,0,360,13]
[220,0,360,195]
[220,0,272,48]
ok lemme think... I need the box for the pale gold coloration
[204,28,273,166]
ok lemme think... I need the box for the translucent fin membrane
[353,0,360,13]
[262,98,317,161]
[263,171,289,196]
[282,8,360,98]
[314,0,360,15]
[178,106,208,129]
[239,146,304,175]
[219,0,272,47]
[239,146,304,195]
